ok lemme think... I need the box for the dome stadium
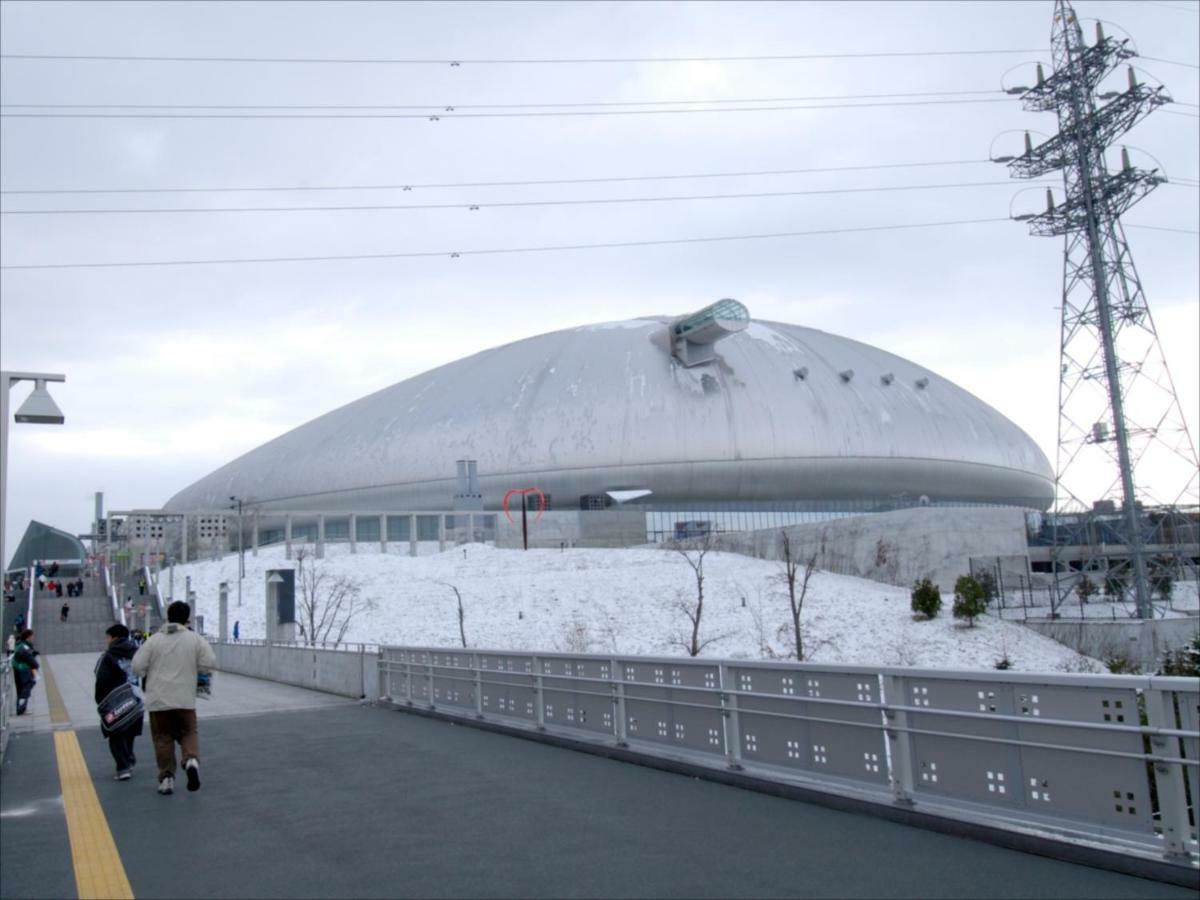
[163,301,1054,522]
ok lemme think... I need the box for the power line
[0,97,1017,119]
[0,180,1051,215]
[1125,223,1200,235]
[0,216,1009,270]
[0,49,1045,65]
[0,158,995,196]
[1139,55,1200,69]
[0,89,1005,112]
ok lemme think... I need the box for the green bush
[952,575,987,627]
[1075,574,1097,604]
[976,570,998,605]
[1159,636,1200,677]
[910,578,942,619]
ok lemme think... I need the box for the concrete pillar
[409,514,417,558]
[380,514,387,554]
[219,582,228,643]
[181,514,189,564]
[438,514,446,553]
[317,514,325,559]
[349,514,357,554]
[468,513,475,544]
[285,515,293,561]
[252,513,259,558]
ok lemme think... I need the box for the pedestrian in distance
[137,578,146,597]
[54,580,63,599]
[60,600,70,622]
[37,573,46,591]
[95,623,144,780]
[232,620,239,641]
[132,601,216,795]
[12,629,40,715]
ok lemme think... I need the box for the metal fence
[377,648,1198,874]
[0,659,13,762]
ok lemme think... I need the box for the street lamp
[229,496,244,607]
[1,371,66,577]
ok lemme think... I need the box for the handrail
[145,565,165,621]
[0,658,12,762]
[105,565,122,626]
[374,645,1200,874]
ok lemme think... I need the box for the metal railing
[378,648,1198,874]
[0,658,12,762]
[104,565,122,626]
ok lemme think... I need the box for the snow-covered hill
[151,542,1100,673]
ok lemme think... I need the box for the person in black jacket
[94,624,144,780]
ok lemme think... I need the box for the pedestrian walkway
[23,575,113,655]
[1,654,1194,899]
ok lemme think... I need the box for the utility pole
[998,0,1197,619]
[229,496,244,608]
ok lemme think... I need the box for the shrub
[976,570,998,605]
[910,578,942,619]
[952,575,987,627]
[1159,636,1200,677]
[1103,650,1142,675]
[1075,574,1097,604]
[993,655,1013,670]
[1102,571,1126,601]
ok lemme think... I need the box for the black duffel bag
[97,682,144,733]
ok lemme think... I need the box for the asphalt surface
[1,658,1196,899]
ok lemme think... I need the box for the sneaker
[157,776,174,795]
[185,759,200,792]
[115,770,132,781]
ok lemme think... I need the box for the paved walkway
[1,655,1195,899]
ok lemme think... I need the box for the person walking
[60,600,70,622]
[94,624,144,780]
[232,620,239,641]
[12,629,39,715]
[54,580,63,599]
[132,601,216,795]
[137,578,146,597]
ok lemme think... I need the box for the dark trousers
[107,726,138,773]
[149,709,199,779]
[14,670,35,713]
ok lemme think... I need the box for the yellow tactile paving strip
[44,660,135,900]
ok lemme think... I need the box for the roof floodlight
[13,381,65,424]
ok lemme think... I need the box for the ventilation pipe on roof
[669,298,750,367]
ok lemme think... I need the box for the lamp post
[229,496,244,607]
[1,371,66,578]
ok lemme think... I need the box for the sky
[1,0,1197,558]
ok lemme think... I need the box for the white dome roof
[164,316,1053,512]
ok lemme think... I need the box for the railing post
[882,674,916,807]
[533,656,546,730]
[719,663,743,770]
[1144,685,1192,861]
[474,652,484,719]
[427,653,436,709]
[613,657,628,746]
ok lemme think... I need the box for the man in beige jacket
[132,600,216,795]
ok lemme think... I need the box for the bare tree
[295,548,375,647]
[779,531,821,661]
[436,581,468,648]
[670,534,725,656]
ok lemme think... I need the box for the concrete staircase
[30,577,117,654]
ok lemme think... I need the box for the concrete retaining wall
[1021,616,1200,672]
[711,506,1032,590]
[214,643,380,699]
[495,510,646,549]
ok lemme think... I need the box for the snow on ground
[156,542,1109,674]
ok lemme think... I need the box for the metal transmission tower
[999,0,1199,619]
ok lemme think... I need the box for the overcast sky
[1,0,1197,558]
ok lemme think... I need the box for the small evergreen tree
[976,570,998,605]
[952,575,987,627]
[910,578,942,619]
[1102,570,1126,602]
[1150,562,1174,603]
[1075,574,1097,604]
[1159,636,1200,677]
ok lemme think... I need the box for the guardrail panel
[900,675,1154,837]
[732,666,888,786]
[1170,685,1199,843]
[540,658,614,737]
[617,659,724,757]
[479,653,538,722]
[429,651,476,712]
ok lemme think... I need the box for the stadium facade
[163,301,1054,536]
